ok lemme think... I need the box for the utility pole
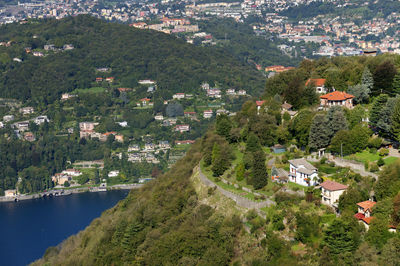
[341,143,343,158]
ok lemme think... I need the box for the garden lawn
[384,156,399,165]
[345,150,379,163]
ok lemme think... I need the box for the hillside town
[1,0,400,61]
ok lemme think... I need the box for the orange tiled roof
[306,78,326,87]
[357,200,376,212]
[362,216,374,225]
[320,91,354,101]
[256,100,265,106]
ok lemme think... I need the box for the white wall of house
[321,188,346,206]
[289,163,319,186]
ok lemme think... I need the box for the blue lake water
[0,190,129,266]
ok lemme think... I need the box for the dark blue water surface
[0,190,129,266]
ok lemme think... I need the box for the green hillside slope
[0,15,265,104]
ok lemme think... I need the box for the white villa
[288,158,319,186]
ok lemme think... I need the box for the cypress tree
[215,114,232,140]
[391,98,400,141]
[370,94,388,127]
[252,150,268,190]
[246,133,261,153]
[392,73,400,95]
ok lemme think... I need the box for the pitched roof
[320,91,354,101]
[282,102,292,110]
[320,180,348,191]
[362,216,374,225]
[306,78,326,87]
[357,200,376,212]
[354,213,365,220]
[288,158,317,171]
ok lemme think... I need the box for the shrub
[246,209,258,220]
[379,148,389,157]
[364,161,369,171]
[377,157,384,167]
[369,162,379,172]
[368,137,382,149]
[320,157,327,164]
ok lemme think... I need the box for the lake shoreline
[0,183,143,203]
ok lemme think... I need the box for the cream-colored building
[4,189,17,197]
[320,180,348,207]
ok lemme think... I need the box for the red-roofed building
[265,65,294,73]
[184,111,196,118]
[138,98,151,106]
[256,100,265,115]
[320,180,348,207]
[320,91,354,109]
[355,200,377,230]
[306,78,327,94]
[118,88,132,92]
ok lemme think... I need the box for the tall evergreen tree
[377,97,397,136]
[252,150,268,190]
[308,114,330,150]
[323,219,360,255]
[392,73,400,95]
[326,106,348,140]
[215,114,232,140]
[246,133,261,153]
[361,66,374,93]
[370,94,389,127]
[390,98,400,141]
[348,84,369,104]
[373,61,397,96]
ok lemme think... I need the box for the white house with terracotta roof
[320,180,348,207]
[320,91,354,109]
[288,158,319,186]
[203,110,213,119]
[172,93,185,99]
[354,200,376,230]
[256,100,265,115]
[306,78,327,94]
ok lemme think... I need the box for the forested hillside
[0,15,265,104]
[32,140,244,265]
[196,18,300,67]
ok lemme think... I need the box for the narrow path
[197,164,275,210]
[330,157,378,179]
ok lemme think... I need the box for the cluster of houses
[79,122,124,142]
[124,141,171,163]
[271,157,396,232]
[0,106,51,142]
[24,44,74,57]
[200,83,247,98]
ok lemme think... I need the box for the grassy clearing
[345,150,379,163]
[384,156,399,165]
